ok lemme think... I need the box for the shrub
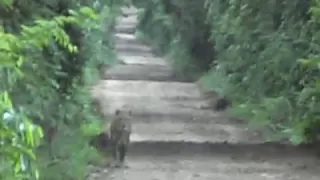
[134,0,320,144]
[0,0,124,179]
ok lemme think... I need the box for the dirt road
[88,6,320,180]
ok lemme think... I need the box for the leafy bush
[134,0,320,144]
[0,4,90,179]
[1,93,43,180]
[0,0,125,179]
[134,0,212,80]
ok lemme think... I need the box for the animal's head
[115,109,132,117]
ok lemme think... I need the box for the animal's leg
[119,144,127,163]
[108,139,118,167]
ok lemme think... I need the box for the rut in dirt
[88,6,320,180]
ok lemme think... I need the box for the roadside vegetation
[0,0,128,179]
[133,0,320,144]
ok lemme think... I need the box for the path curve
[88,6,320,180]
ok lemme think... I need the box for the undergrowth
[0,0,127,179]
[133,0,320,145]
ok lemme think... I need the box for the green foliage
[203,0,320,144]
[0,92,43,180]
[0,0,124,179]
[0,3,91,178]
[134,0,211,80]
[136,0,320,144]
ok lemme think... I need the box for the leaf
[298,58,320,66]
[16,56,24,67]
[0,52,16,66]
[2,91,12,107]
[35,169,40,179]
[67,44,75,52]
[79,7,97,19]
[68,9,78,16]
[0,41,11,50]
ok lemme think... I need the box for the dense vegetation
[0,0,126,179]
[133,0,320,144]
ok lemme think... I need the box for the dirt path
[88,6,320,180]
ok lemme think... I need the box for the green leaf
[79,7,97,19]
[2,91,12,107]
[0,41,11,50]
[0,52,15,66]
[298,58,320,66]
